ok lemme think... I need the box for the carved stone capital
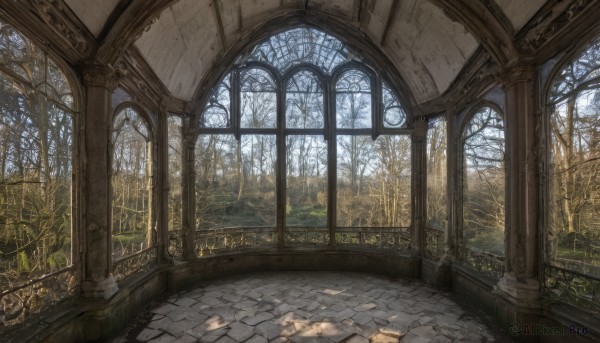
[83,65,118,90]
[414,116,428,138]
[500,65,535,87]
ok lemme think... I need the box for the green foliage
[47,251,68,271]
[17,251,30,274]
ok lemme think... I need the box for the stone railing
[113,246,157,283]
[0,267,77,328]
[424,228,445,260]
[168,227,413,258]
[334,227,411,252]
[457,246,505,279]
[195,227,277,256]
[284,227,329,247]
[544,264,600,317]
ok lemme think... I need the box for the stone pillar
[495,65,540,307]
[81,64,119,299]
[180,120,196,260]
[445,107,458,258]
[156,107,171,263]
[412,117,428,256]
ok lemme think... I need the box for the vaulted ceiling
[61,0,551,105]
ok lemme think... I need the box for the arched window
[111,105,156,280]
[424,116,447,261]
[193,27,412,255]
[0,18,77,325]
[460,105,505,276]
[547,38,600,278]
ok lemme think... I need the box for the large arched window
[193,27,411,255]
[548,39,600,274]
[459,105,505,277]
[0,18,77,325]
[544,39,600,316]
[425,116,447,260]
[546,38,600,312]
[111,105,156,281]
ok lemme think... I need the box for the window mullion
[328,78,336,247]
[277,78,286,249]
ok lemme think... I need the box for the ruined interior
[0,0,599,342]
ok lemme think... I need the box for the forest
[0,21,74,289]
[549,59,600,273]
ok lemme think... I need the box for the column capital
[83,64,118,90]
[499,65,535,87]
[414,116,428,138]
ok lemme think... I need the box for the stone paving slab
[122,272,511,342]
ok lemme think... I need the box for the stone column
[445,107,458,258]
[81,65,119,299]
[180,120,197,260]
[156,107,171,263]
[412,117,428,256]
[495,65,540,307]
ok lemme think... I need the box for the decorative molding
[499,65,535,87]
[517,0,596,52]
[30,0,93,57]
[114,48,171,111]
[83,64,117,90]
[132,15,160,42]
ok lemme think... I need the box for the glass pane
[286,135,327,227]
[112,108,151,259]
[383,83,407,128]
[112,87,132,110]
[462,107,505,256]
[0,19,75,110]
[550,89,600,274]
[240,69,276,128]
[45,58,73,109]
[336,69,371,129]
[249,28,356,74]
[196,135,276,229]
[427,117,447,229]
[202,73,231,128]
[286,71,324,128]
[549,38,600,105]
[0,72,73,286]
[337,135,411,227]
[168,116,182,232]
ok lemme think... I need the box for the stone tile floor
[113,272,514,342]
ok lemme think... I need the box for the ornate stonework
[518,0,595,51]
[30,0,92,57]
[83,64,118,90]
[500,65,535,87]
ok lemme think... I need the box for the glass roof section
[247,27,356,74]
